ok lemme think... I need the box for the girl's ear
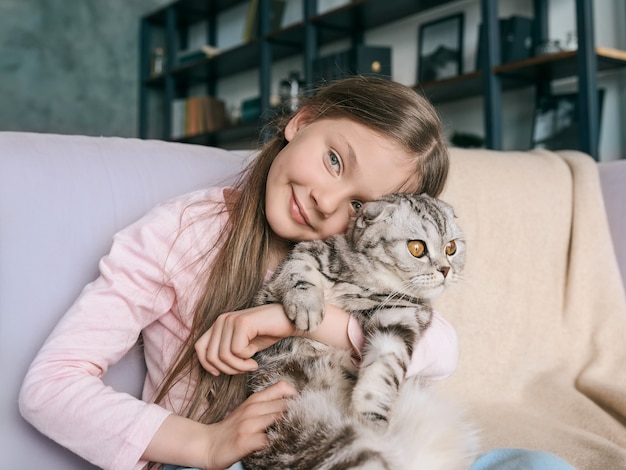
[284,109,312,142]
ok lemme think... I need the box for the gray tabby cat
[243,193,477,470]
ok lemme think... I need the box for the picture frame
[418,13,464,83]
[531,90,605,151]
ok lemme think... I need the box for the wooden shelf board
[494,47,626,81]
[145,0,247,25]
[168,38,299,86]
[416,72,483,103]
[267,22,306,48]
[175,121,260,147]
[416,47,626,104]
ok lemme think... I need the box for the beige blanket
[434,148,626,469]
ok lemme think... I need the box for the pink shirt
[19,188,458,470]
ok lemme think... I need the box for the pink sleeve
[18,191,217,470]
[347,311,459,381]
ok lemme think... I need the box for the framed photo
[531,90,605,150]
[418,13,464,83]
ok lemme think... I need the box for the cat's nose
[439,266,450,278]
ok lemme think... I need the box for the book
[177,44,221,65]
[171,99,186,139]
[242,0,286,42]
[170,96,227,140]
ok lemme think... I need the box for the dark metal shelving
[419,47,626,104]
[139,0,626,157]
[138,0,460,145]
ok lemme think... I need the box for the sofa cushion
[0,132,247,468]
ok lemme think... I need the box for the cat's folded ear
[356,199,396,228]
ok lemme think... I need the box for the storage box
[476,16,534,68]
[313,45,392,84]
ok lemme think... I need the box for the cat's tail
[300,377,480,469]
[382,376,481,470]
[244,379,479,470]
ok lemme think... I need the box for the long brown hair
[154,76,450,424]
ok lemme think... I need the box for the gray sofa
[1,132,624,469]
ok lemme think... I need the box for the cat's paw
[282,287,325,331]
[352,386,393,428]
[352,358,405,429]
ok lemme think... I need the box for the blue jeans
[161,464,243,470]
[471,449,576,469]
[162,449,575,469]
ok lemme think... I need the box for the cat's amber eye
[408,240,426,258]
[445,240,457,256]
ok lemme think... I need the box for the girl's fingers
[250,380,298,402]
[196,306,295,376]
[209,381,297,464]
[197,319,236,376]
[216,315,258,374]
[195,330,219,375]
[196,314,256,375]
[239,383,296,434]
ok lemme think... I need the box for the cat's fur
[243,193,478,470]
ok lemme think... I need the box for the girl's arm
[142,381,296,470]
[19,189,232,469]
[196,304,458,380]
[195,303,352,376]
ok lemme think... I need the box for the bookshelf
[138,0,626,158]
[419,47,626,103]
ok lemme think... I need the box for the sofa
[1,132,625,469]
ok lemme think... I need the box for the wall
[0,0,170,138]
[1,0,624,160]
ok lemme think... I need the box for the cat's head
[348,193,465,299]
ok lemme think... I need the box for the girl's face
[265,112,418,243]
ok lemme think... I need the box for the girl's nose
[311,187,342,217]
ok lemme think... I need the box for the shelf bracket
[138,18,150,139]
[163,6,177,141]
[303,0,318,87]
[576,0,600,160]
[481,0,502,150]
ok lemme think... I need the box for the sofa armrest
[598,159,626,291]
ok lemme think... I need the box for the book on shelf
[176,44,221,65]
[171,96,227,140]
[242,0,286,42]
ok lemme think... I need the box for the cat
[243,193,478,470]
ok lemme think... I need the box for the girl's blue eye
[327,151,341,172]
[351,201,363,213]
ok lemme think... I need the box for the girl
[19,76,573,470]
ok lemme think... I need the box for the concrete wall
[0,0,169,137]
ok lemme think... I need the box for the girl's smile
[290,188,312,228]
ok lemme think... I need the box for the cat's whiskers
[375,283,416,311]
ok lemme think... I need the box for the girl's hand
[205,380,297,470]
[195,304,296,376]
[141,381,297,469]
